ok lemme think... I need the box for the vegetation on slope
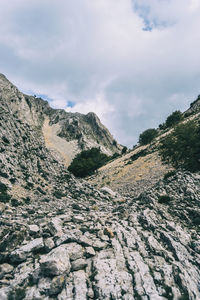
[68,147,111,177]
[159,120,200,172]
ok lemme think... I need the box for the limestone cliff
[0,73,122,166]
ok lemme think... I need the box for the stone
[73,215,85,223]
[44,238,55,252]
[0,264,14,279]
[40,244,71,276]
[56,230,82,246]
[100,186,117,197]
[10,238,44,263]
[85,247,95,258]
[71,259,88,271]
[28,224,40,235]
[48,217,63,236]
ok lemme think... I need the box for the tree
[68,148,110,177]
[121,146,127,155]
[159,120,200,172]
[165,110,182,128]
[139,128,157,145]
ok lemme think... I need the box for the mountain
[0,74,200,299]
[0,74,121,167]
[89,96,200,196]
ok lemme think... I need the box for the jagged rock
[44,238,55,252]
[28,225,40,235]
[71,258,88,271]
[0,263,13,279]
[85,247,95,258]
[40,245,71,276]
[10,238,44,263]
[48,218,63,236]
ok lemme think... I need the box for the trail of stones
[0,172,200,299]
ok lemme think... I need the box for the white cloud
[0,0,200,146]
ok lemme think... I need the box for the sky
[0,0,200,147]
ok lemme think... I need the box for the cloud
[0,0,200,146]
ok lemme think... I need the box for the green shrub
[0,193,11,203]
[0,182,8,193]
[159,120,200,172]
[163,170,176,180]
[158,195,171,204]
[53,190,65,199]
[68,147,110,177]
[121,146,127,155]
[165,110,182,128]
[139,128,157,145]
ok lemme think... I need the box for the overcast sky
[0,0,200,146]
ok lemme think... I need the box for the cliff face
[0,74,122,166]
[0,74,200,299]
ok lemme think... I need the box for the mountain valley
[0,74,200,300]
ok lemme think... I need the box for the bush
[68,148,110,177]
[163,170,176,180]
[158,195,171,204]
[121,146,127,155]
[0,182,11,203]
[159,120,200,172]
[165,110,182,128]
[139,128,157,145]
[53,190,65,199]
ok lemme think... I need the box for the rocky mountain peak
[0,74,122,166]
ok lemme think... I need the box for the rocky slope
[0,171,200,300]
[89,97,200,197]
[0,74,200,299]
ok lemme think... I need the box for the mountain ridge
[0,73,122,166]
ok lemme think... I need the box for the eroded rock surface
[0,171,200,299]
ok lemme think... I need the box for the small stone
[100,187,117,197]
[56,230,82,246]
[29,225,40,235]
[49,275,65,296]
[71,258,88,271]
[44,238,55,252]
[73,215,85,223]
[92,240,106,250]
[79,235,93,247]
[0,263,14,279]
[48,217,63,236]
[85,247,95,258]
[87,288,94,298]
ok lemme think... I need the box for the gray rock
[28,224,40,235]
[44,238,55,252]
[40,244,71,276]
[10,238,44,262]
[48,218,63,236]
[85,247,95,258]
[71,259,88,271]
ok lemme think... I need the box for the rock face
[0,74,200,299]
[0,73,121,167]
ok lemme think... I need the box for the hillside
[0,75,200,299]
[89,99,200,197]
